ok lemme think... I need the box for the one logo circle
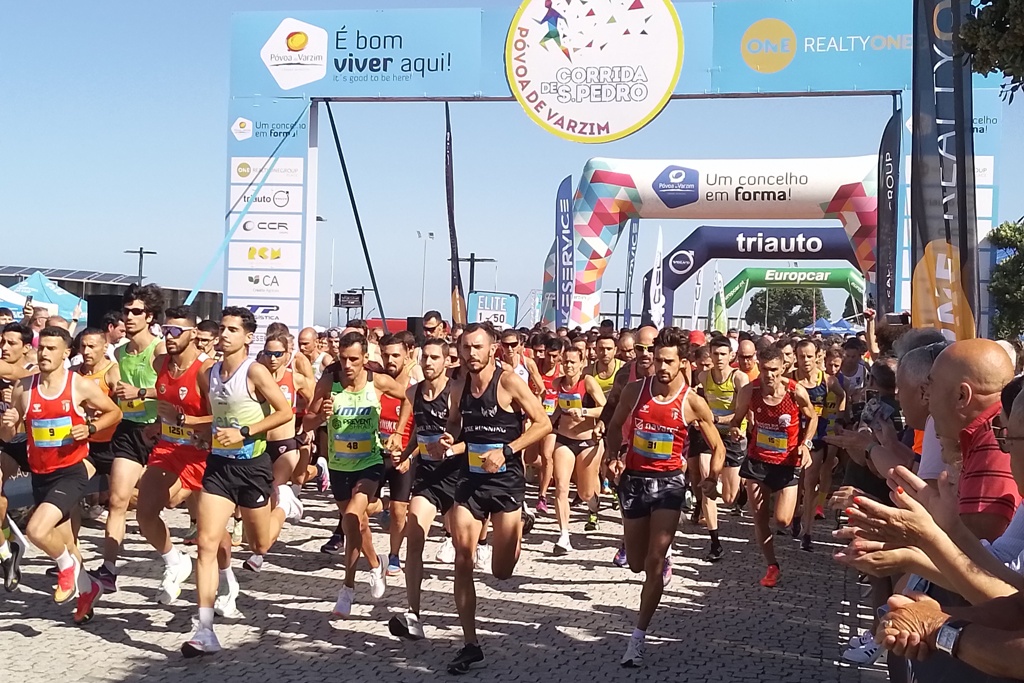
[741,18,796,74]
[236,162,251,178]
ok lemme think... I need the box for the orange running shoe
[54,558,80,604]
[760,564,781,588]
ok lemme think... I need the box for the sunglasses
[123,307,147,317]
[995,425,1024,451]
[501,341,519,348]
[196,337,215,346]
[634,344,654,353]
[161,325,194,338]
[423,324,440,333]
[264,350,286,358]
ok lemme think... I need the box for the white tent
[0,283,27,311]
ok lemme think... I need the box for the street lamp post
[417,231,434,313]
[125,247,157,285]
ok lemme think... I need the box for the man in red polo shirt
[929,339,1020,542]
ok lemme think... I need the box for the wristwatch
[502,444,514,458]
[87,423,97,435]
[240,426,251,439]
[803,439,814,450]
[935,618,970,657]
[176,412,187,427]
[137,388,147,400]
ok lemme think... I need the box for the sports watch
[803,439,814,450]
[502,444,514,458]
[240,426,251,439]
[87,423,97,435]
[137,388,147,399]
[935,619,970,657]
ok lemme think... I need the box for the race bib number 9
[31,416,74,448]
[467,442,506,474]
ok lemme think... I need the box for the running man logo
[248,247,282,261]
[741,18,796,74]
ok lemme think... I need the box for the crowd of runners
[2,289,1024,680]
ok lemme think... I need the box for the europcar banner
[910,0,978,339]
[622,218,640,328]
[554,175,574,328]
[721,266,866,310]
[640,225,860,327]
[571,155,877,328]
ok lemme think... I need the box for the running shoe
[705,545,725,562]
[689,507,700,526]
[320,532,344,554]
[2,540,24,592]
[447,643,484,674]
[601,480,613,495]
[86,504,107,522]
[316,457,330,493]
[277,484,303,522]
[570,494,583,508]
[612,545,628,567]
[182,621,221,658]
[791,517,802,538]
[54,558,81,605]
[214,587,242,619]
[333,585,354,618]
[183,523,199,546]
[841,636,883,664]
[535,497,549,515]
[386,554,402,577]
[475,544,492,573]
[847,630,874,649]
[435,537,456,564]
[244,554,265,573]
[682,488,695,512]
[74,575,104,624]
[729,504,743,517]
[760,564,781,588]
[815,505,826,520]
[388,611,426,640]
[621,635,646,668]
[611,496,620,511]
[584,513,599,532]
[801,534,813,552]
[368,553,387,599]
[89,564,118,594]
[521,503,536,535]
[379,509,391,531]
[230,519,243,547]
[554,532,572,556]
[157,554,193,605]
[661,557,672,587]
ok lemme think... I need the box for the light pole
[417,231,434,313]
[318,216,333,326]
[125,247,156,285]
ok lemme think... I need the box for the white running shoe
[244,554,264,573]
[847,630,874,649]
[368,553,387,599]
[181,621,221,658]
[388,611,426,640]
[333,585,354,618]
[841,635,883,664]
[277,484,303,522]
[554,532,573,556]
[475,544,492,573]
[157,554,193,605]
[213,580,242,619]
[435,537,456,564]
[621,635,645,668]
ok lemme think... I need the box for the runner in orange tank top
[74,328,121,465]
[1,326,120,620]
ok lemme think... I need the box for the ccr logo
[741,18,796,74]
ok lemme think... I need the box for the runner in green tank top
[304,330,408,618]
[91,285,167,595]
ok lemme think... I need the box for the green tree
[988,219,1024,340]
[842,294,865,325]
[743,288,831,332]
[961,1,1024,98]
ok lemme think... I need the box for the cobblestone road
[2,486,888,682]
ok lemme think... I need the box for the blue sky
[4,1,1022,326]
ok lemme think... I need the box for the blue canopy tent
[10,271,86,320]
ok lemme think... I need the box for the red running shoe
[760,565,781,588]
[74,575,104,624]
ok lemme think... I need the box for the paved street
[3,486,887,682]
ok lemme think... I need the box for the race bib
[160,421,196,446]
[332,431,374,459]
[211,429,256,459]
[467,442,506,474]
[417,432,443,461]
[119,398,147,421]
[632,429,673,460]
[31,416,74,448]
[557,393,583,411]
[542,395,556,416]
[813,403,824,416]
[756,428,788,453]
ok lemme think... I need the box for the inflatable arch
[721,266,865,313]
[570,156,879,328]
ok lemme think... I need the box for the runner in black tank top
[387,339,462,642]
[440,324,551,674]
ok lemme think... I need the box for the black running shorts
[617,470,687,520]
[202,454,273,509]
[554,433,597,457]
[411,456,463,515]
[87,439,117,476]
[109,420,156,467]
[1,438,30,474]
[268,437,301,463]
[740,458,799,492]
[32,461,90,524]
[376,460,415,503]
[329,464,384,503]
[454,469,526,521]
[688,429,747,469]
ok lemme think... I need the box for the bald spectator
[737,339,758,380]
[929,339,1020,542]
[616,331,636,362]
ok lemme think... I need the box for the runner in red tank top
[604,328,722,668]
[135,308,216,609]
[1,326,120,616]
[728,344,817,589]
[526,335,563,515]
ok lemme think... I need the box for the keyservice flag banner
[622,218,640,328]
[554,175,574,328]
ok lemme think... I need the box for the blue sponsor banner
[622,218,640,328]
[554,175,574,329]
[711,0,912,94]
[231,10,483,98]
[468,291,519,327]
